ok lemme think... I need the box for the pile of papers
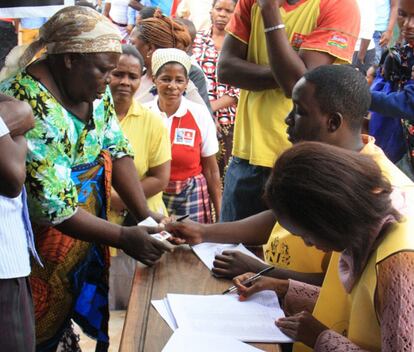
[152,290,292,351]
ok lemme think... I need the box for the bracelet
[264,24,285,33]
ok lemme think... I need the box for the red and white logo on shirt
[174,128,196,147]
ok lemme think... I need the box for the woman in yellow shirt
[109,44,171,222]
[234,142,414,351]
[108,44,171,308]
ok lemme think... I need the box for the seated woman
[146,48,221,223]
[234,142,414,351]
[108,44,171,309]
[0,7,170,351]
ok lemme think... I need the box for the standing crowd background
[0,0,413,351]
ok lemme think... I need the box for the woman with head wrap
[129,9,212,111]
[0,6,170,351]
[146,48,221,223]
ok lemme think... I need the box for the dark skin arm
[357,39,371,64]
[380,0,398,47]
[165,210,276,245]
[201,155,222,221]
[129,0,144,11]
[0,95,35,137]
[218,34,279,91]
[103,2,111,17]
[212,250,325,285]
[111,161,170,213]
[259,0,335,98]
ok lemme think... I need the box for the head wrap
[0,6,122,81]
[152,48,192,77]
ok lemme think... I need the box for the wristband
[264,24,285,33]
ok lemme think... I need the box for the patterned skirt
[163,173,212,223]
[31,151,113,352]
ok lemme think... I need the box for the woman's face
[154,63,189,106]
[277,213,346,253]
[110,54,142,102]
[211,0,236,32]
[65,52,120,103]
[130,30,152,69]
[398,0,414,44]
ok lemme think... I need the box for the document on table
[151,299,178,331]
[191,242,266,270]
[166,290,293,343]
[162,329,265,352]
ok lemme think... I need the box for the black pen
[222,266,275,295]
[176,214,190,222]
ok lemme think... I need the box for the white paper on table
[162,329,265,352]
[151,299,178,331]
[166,290,293,343]
[191,242,265,271]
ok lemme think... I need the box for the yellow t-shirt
[262,135,413,273]
[226,0,360,167]
[109,99,171,224]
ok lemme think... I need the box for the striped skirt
[163,173,212,223]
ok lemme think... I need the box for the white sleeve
[188,101,219,157]
[358,0,376,40]
[0,116,10,138]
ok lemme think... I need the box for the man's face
[285,78,329,144]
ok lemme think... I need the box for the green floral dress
[0,70,133,225]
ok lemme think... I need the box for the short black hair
[139,6,157,20]
[121,44,144,74]
[303,65,371,130]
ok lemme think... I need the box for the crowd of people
[0,0,413,351]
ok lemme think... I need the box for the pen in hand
[175,214,190,222]
[222,266,275,295]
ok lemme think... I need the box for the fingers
[211,267,233,278]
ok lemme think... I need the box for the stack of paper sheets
[152,290,292,351]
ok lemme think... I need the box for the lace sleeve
[315,251,414,351]
[377,251,414,352]
[283,279,320,316]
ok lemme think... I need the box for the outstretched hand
[212,250,267,278]
[276,311,328,347]
[119,226,171,266]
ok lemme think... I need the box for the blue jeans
[373,30,385,65]
[220,157,271,221]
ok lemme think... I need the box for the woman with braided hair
[130,9,210,108]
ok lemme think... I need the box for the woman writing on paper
[234,142,414,351]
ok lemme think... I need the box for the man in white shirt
[0,94,39,352]
[353,0,377,74]
[176,0,213,31]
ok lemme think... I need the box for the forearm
[260,4,307,96]
[129,0,143,11]
[268,268,325,286]
[358,39,371,62]
[55,208,123,248]
[210,95,237,112]
[218,34,278,91]
[203,210,277,244]
[0,135,27,197]
[283,279,321,316]
[0,99,35,137]
[112,156,150,222]
[387,0,398,33]
[202,161,222,219]
[141,176,167,198]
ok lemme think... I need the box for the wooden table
[119,245,282,352]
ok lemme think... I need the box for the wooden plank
[119,263,154,352]
[122,246,282,352]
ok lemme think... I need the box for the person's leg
[372,30,384,65]
[0,277,35,352]
[220,157,271,221]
